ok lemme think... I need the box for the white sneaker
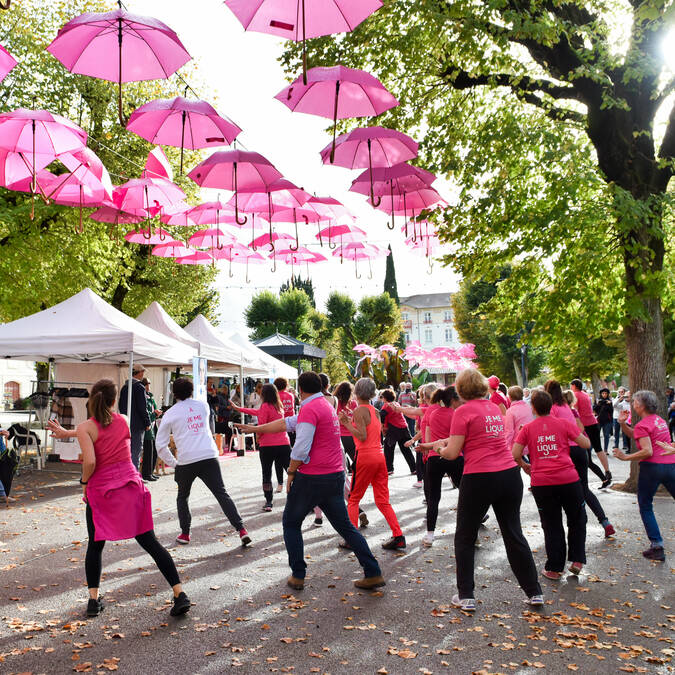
[422,532,434,547]
[413,481,423,488]
[275,484,283,493]
[525,594,544,606]
[451,594,476,611]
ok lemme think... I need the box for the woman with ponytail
[48,379,190,618]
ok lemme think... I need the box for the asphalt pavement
[0,453,673,675]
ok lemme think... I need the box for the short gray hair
[632,390,658,414]
[422,382,440,401]
[354,377,377,401]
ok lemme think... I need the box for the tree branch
[658,101,675,165]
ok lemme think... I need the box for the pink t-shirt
[239,403,289,447]
[633,414,674,464]
[427,405,454,459]
[449,399,516,474]
[504,400,535,450]
[279,390,295,418]
[337,399,357,436]
[421,403,441,442]
[382,402,407,429]
[514,416,581,486]
[297,395,344,475]
[92,414,131,469]
[490,390,508,410]
[574,389,597,426]
[550,403,582,446]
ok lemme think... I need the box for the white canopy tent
[183,314,248,370]
[227,330,298,381]
[136,301,201,353]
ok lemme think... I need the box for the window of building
[4,381,19,403]
[423,311,432,323]
[404,333,410,343]
[401,312,409,321]
[424,329,433,343]
[445,328,453,342]
[444,310,452,322]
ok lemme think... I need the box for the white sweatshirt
[155,398,218,467]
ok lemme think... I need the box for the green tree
[245,288,316,341]
[0,0,217,324]
[279,275,316,308]
[284,0,675,430]
[383,244,399,305]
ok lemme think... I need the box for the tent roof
[253,332,326,359]
[228,330,298,380]
[0,288,195,364]
[136,302,201,352]
[183,314,245,366]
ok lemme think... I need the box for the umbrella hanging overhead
[370,187,446,232]
[188,227,237,250]
[188,149,282,225]
[224,0,382,83]
[160,200,196,227]
[114,176,185,216]
[47,5,191,124]
[176,250,214,265]
[127,96,242,173]
[218,242,266,283]
[187,200,237,227]
[152,240,193,258]
[0,44,17,82]
[124,227,172,245]
[275,66,398,162]
[320,126,418,203]
[315,222,365,249]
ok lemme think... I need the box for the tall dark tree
[280,276,316,308]
[383,244,399,305]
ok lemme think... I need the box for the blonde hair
[455,369,489,401]
[563,390,576,407]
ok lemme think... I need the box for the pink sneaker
[541,569,561,580]
[604,523,616,538]
[569,562,583,575]
[239,528,252,547]
[176,533,190,545]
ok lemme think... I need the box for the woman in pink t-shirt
[424,369,542,611]
[335,381,358,471]
[232,383,291,511]
[614,390,675,562]
[513,390,590,579]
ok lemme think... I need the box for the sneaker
[176,533,190,545]
[451,594,476,611]
[604,523,616,538]
[526,595,544,606]
[313,517,323,527]
[387,470,394,476]
[287,575,305,590]
[412,480,423,488]
[422,532,434,547]
[642,546,665,561]
[381,535,406,550]
[542,569,562,580]
[359,512,369,529]
[275,484,283,493]
[354,575,386,590]
[86,596,104,617]
[170,591,191,616]
[569,562,583,575]
[262,503,273,512]
[239,528,252,547]
[600,472,612,489]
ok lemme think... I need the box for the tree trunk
[512,357,523,387]
[590,371,602,399]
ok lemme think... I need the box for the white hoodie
[156,398,218,467]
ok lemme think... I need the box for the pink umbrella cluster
[353,342,477,374]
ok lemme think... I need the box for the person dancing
[335,381,358,472]
[338,378,406,551]
[231,383,291,511]
[48,380,190,618]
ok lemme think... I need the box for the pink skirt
[87,461,153,541]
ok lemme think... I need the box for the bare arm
[618,410,634,438]
[339,406,368,442]
[439,435,464,461]
[511,441,530,474]
[235,418,286,435]
[614,437,652,462]
[574,432,591,449]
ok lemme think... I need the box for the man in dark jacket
[593,388,614,452]
[119,363,151,471]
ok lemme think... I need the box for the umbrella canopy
[151,240,193,258]
[0,108,87,156]
[187,200,237,226]
[114,176,185,215]
[351,162,436,197]
[47,8,191,123]
[127,96,241,173]
[125,227,172,245]
[176,250,214,265]
[0,44,17,82]
[160,200,196,227]
[144,146,173,181]
[188,228,237,249]
[90,202,145,225]
[316,222,365,247]
[275,66,398,161]
[0,147,53,189]
[224,0,382,82]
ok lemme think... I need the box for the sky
[132,0,461,333]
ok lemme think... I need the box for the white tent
[228,330,298,381]
[183,314,248,369]
[136,301,201,353]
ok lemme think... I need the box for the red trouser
[347,454,402,537]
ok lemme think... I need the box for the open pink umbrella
[160,201,196,227]
[176,250,214,266]
[0,44,17,82]
[188,149,282,225]
[321,126,418,202]
[372,187,446,232]
[251,231,295,251]
[125,227,172,245]
[114,176,185,218]
[225,0,382,83]
[188,228,237,250]
[275,245,327,277]
[272,206,331,251]
[152,240,193,258]
[47,6,191,124]
[216,242,266,282]
[127,96,242,173]
[316,222,365,249]
[187,200,237,227]
[332,241,387,278]
[351,163,435,197]
[275,66,398,161]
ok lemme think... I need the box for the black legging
[569,446,607,525]
[341,436,356,471]
[425,455,464,531]
[259,444,291,502]
[85,505,180,589]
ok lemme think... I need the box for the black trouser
[141,436,157,479]
[341,436,356,471]
[455,466,541,600]
[425,455,463,531]
[669,418,675,442]
[0,455,15,496]
[174,458,244,535]
[569,446,607,525]
[384,426,415,473]
[531,481,586,572]
[260,444,291,503]
[583,423,606,480]
[415,452,425,481]
[84,505,179,589]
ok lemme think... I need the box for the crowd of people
[42,367,675,618]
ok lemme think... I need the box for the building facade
[0,360,36,409]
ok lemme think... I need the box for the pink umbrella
[320,126,418,202]
[351,163,436,197]
[316,222,365,249]
[125,227,172,245]
[271,206,331,251]
[47,6,191,124]
[218,243,266,282]
[275,66,398,162]
[275,245,327,278]
[251,231,295,250]
[0,148,53,190]
[127,96,242,173]
[372,188,446,232]
[188,228,237,250]
[114,177,185,218]
[187,200,237,227]
[90,200,145,241]
[176,250,214,266]
[0,44,17,82]
[332,241,386,278]
[160,201,196,227]
[152,240,193,258]
[225,0,382,83]
[188,149,282,225]
[144,146,173,181]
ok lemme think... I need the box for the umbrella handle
[367,140,382,207]
[246,257,250,284]
[233,164,247,225]
[317,221,323,247]
[387,213,395,230]
[0,2,11,9]
[78,185,84,234]
[368,257,373,280]
[251,214,257,250]
[328,222,337,250]
[180,109,186,175]
[268,217,275,252]
[271,253,277,273]
[354,256,361,279]
[159,228,167,242]
[117,16,125,126]
[427,257,434,275]
[143,227,151,241]
[387,181,395,229]
[329,81,340,164]
[289,217,299,251]
[301,0,308,85]
[229,256,234,278]
[108,223,118,241]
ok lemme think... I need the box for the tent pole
[127,353,134,431]
[239,363,244,426]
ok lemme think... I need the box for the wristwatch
[79,478,87,485]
